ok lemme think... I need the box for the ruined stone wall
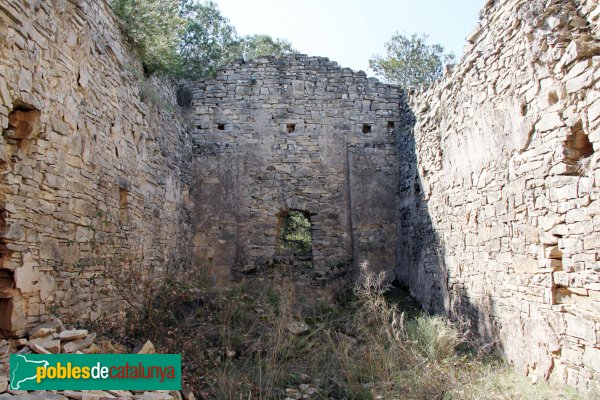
[5,0,600,388]
[189,56,410,283]
[0,0,193,336]
[407,0,600,387]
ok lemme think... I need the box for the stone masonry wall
[189,56,411,284]
[4,0,600,389]
[0,0,192,337]
[407,0,600,387]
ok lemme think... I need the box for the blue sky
[213,0,484,75]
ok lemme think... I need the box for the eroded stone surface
[406,0,600,388]
[0,0,599,391]
[188,56,411,282]
[0,0,193,336]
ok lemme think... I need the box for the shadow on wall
[395,107,500,351]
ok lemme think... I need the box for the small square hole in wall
[286,123,296,133]
[218,123,225,130]
[362,124,371,134]
[387,121,395,129]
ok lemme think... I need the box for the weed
[109,260,589,399]
[406,313,460,361]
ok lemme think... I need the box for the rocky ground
[0,320,195,400]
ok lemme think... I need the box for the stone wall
[406,0,600,386]
[0,0,193,337]
[188,56,410,283]
[3,0,600,389]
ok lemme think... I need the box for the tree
[178,4,296,79]
[369,33,454,88]
[112,0,297,80]
[112,0,184,75]
[178,0,241,80]
[239,35,295,61]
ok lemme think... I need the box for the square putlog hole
[362,124,371,134]
[286,123,296,133]
[7,107,41,140]
[217,123,225,131]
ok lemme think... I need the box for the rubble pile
[0,320,195,400]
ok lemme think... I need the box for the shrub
[330,262,458,399]
[406,313,461,361]
[111,0,184,75]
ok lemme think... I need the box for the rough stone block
[565,314,596,342]
[566,69,595,93]
[514,255,540,273]
[559,40,600,68]
[583,346,600,373]
[536,112,564,132]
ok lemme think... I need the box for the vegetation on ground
[106,262,593,399]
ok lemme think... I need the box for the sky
[213,0,484,76]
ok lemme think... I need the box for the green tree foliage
[178,0,241,80]
[112,0,184,75]
[369,33,455,88]
[239,34,295,61]
[178,3,296,79]
[279,211,312,255]
[111,0,296,79]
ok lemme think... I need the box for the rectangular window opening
[277,210,313,259]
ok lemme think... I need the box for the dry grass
[110,262,593,400]
[327,262,462,399]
